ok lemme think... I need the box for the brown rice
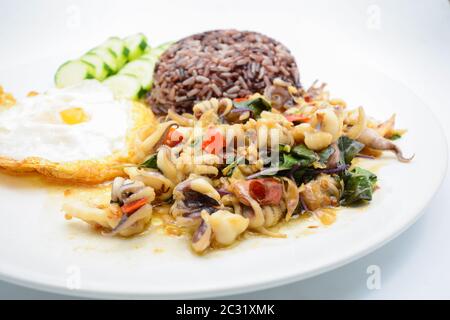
[147,29,301,114]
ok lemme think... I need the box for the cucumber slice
[103,74,141,99]
[101,37,127,69]
[139,52,155,62]
[150,41,173,57]
[89,47,118,74]
[124,33,148,61]
[80,53,109,80]
[54,60,94,88]
[119,59,156,90]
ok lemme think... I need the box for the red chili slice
[285,114,310,123]
[121,198,148,216]
[164,127,184,147]
[232,178,283,206]
[202,127,226,155]
[233,97,249,103]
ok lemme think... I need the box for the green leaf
[222,156,245,177]
[233,97,272,119]
[272,144,317,170]
[319,145,335,165]
[337,136,365,165]
[140,154,158,169]
[280,153,301,169]
[389,133,402,141]
[291,144,319,161]
[279,145,317,170]
[341,167,377,205]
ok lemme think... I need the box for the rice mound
[147,29,301,114]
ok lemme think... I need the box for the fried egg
[0,80,155,183]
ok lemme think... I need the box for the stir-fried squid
[64,80,412,254]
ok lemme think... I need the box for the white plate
[0,58,447,299]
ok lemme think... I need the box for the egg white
[0,80,155,183]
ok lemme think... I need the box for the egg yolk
[60,107,88,125]
[27,91,39,97]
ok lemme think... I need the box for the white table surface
[0,0,449,299]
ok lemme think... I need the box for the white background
[0,0,449,299]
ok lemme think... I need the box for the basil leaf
[341,167,377,205]
[291,144,319,161]
[319,145,335,165]
[280,154,315,170]
[389,133,402,141]
[280,153,301,169]
[277,144,318,170]
[337,136,365,165]
[222,156,245,177]
[140,154,158,169]
[233,97,272,119]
